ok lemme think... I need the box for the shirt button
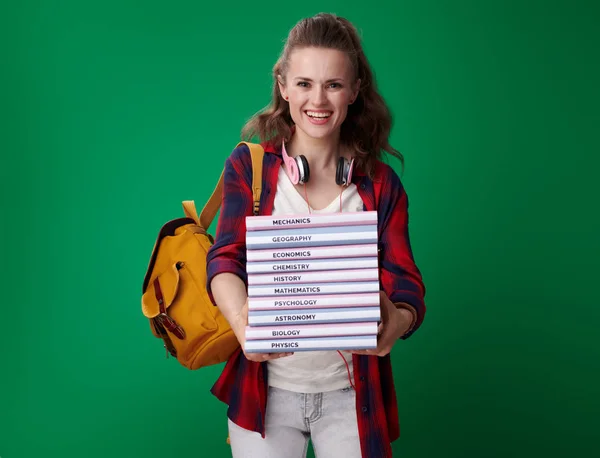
[360,184,366,189]
[360,376,365,382]
[362,406,368,413]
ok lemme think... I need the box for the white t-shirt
[266,167,366,393]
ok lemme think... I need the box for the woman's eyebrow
[293,77,345,82]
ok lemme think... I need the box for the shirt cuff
[394,301,418,338]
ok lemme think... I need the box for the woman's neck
[287,128,341,171]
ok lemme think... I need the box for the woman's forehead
[286,47,353,80]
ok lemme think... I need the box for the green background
[1,0,598,457]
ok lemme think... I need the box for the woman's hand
[212,273,293,362]
[352,291,413,357]
[237,299,295,362]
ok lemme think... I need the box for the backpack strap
[196,142,265,230]
[182,201,201,226]
[245,142,265,216]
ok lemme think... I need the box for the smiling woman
[206,12,426,458]
[241,13,404,180]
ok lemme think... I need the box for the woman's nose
[311,87,327,106]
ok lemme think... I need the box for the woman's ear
[351,78,361,104]
[277,75,288,101]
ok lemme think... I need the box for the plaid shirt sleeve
[205,143,271,438]
[205,144,254,305]
[376,163,426,338]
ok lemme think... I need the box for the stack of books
[244,212,381,353]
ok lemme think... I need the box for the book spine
[245,335,377,353]
[247,306,381,326]
[246,256,379,274]
[246,243,378,262]
[247,268,379,286]
[247,292,380,311]
[247,281,380,298]
[245,211,377,231]
[245,322,378,340]
[246,225,377,250]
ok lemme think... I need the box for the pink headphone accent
[281,139,302,184]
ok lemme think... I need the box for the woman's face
[279,47,360,143]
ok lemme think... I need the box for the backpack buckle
[157,313,186,340]
[153,276,186,340]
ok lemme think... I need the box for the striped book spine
[245,322,378,340]
[247,307,381,326]
[246,257,379,274]
[245,335,377,353]
[248,281,380,298]
[246,225,378,250]
[245,211,377,231]
[246,244,378,262]
[247,268,378,286]
[247,292,380,311]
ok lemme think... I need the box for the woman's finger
[351,349,375,355]
[245,352,293,362]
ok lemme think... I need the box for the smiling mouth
[305,110,332,119]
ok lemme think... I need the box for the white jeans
[228,385,362,458]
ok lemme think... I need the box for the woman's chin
[295,119,341,141]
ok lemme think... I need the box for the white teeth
[306,111,331,118]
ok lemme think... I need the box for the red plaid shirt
[206,142,426,458]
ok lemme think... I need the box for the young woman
[206,13,426,458]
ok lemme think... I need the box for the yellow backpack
[141,142,265,370]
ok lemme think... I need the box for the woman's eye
[297,81,309,87]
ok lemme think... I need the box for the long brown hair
[241,13,403,178]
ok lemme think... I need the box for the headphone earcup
[336,157,347,186]
[297,155,310,184]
